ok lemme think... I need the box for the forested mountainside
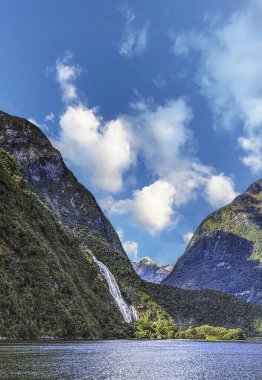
[163,180,262,304]
[0,110,122,252]
[1,110,261,339]
[146,283,262,336]
[0,147,175,338]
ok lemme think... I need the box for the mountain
[0,111,177,338]
[0,110,261,338]
[163,180,262,304]
[132,257,174,284]
[0,110,122,252]
[0,148,124,338]
[146,283,262,336]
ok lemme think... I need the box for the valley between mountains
[0,110,261,340]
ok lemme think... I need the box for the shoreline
[1,337,262,344]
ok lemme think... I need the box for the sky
[1,0,262,265]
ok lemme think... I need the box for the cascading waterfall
[89,251,138,323]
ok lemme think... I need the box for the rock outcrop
[163,180,262,304]
[0,110,123,252]
[132,257,174,284]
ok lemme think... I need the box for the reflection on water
[0,340,262,380]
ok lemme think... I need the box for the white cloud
[130,180,176,234]
[56,53,81,103]
[122,240,138,258]
[119,7,149,57]
[204,173,239,208]
[28,117,39,127]
[53,54,238,234]
[172,0,262,173]
[129,98,193,176]
[165,162,212,206]
[117,229,138,258]
[183,232,194,245]
[238,132,262,173]
[53,54,135,193]
[107,180,176,235]
[55,104,135,193]
[45,112,55,122]
[28,118,49,132]
[106,168,237,233]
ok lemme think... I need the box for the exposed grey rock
[132,256,174,284]
[0,110,124,253]
[163,181,262,304]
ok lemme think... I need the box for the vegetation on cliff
[146,283,262,336]
[1,111,261,340]
[0,148,174,339]
[163,180,262,304]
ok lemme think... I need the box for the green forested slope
[0,148,173,338]
[146,283,262,336]
[163,181,262,304]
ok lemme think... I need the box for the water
[0,340,262,380]
[90,252,138,323]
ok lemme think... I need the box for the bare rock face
[163,181,262,304]
[132,256,174,284]
[0,110,123,253]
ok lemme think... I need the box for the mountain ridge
[0,110,123,253]
[0,109,261,338]
[0,146,179,338]
[132,257,174,284]
[163,179,262,304]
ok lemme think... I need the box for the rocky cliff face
[132,257,174,284]
[0,148,125,338]
[163,180,262,304]
[0,111,177,338]
[0,110,123,252]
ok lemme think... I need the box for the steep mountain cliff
[163,180,262,304]
[1,110,261,338]
[132,257,174,284]
[0,111,177,338]
[0,110,122,252]
[0,148,123,338]
[0,147,177,338]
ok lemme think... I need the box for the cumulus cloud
[56,53,81,103]
[172,0,262,173]
[45,112,55,122]
[117,229,138,258]
[238,132,262,173]
[108,180,176,235]
[122,241,138,258]
[53,56,135,193]
[183,232,194,245]
[55,104,135,193]
[106,168,238,234]
[53,53,238,234]
[204,173,239,208]
[129,98,193,176]
[119,7,149,57]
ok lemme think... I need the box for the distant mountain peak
[132,256,174,284]
[140,256,156,266]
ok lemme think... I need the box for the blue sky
[1,0,262,265]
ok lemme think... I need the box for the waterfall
[90,251,138,323]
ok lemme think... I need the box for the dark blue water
[0,340,261,380]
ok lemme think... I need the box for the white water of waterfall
[90,251,138,323]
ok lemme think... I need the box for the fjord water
[1,340,261,380]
